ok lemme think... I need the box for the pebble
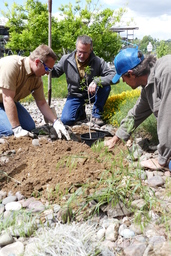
[5,202,22,211]
[147,175,165,187]
[120,229,135,239]
[2,196,17,205]
[0,99,171,255]
[32,139,40,146]
[28,201,45,212]
[0,232,14,247]
[0,241,24,256]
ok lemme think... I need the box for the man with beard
[52,35,115,126]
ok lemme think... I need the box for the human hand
[104,135,120,149]
[88,81,97,94]
[140,158,162,170]
[12,126,34,138]
[53,119,71,140]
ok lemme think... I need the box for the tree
[55,1,127,61]
[156,40,169,58]
[2,0,51,55]
[138,35,157,54]
[1,0,126,60]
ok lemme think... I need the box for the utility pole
[48,0,52,106]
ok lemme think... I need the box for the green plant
[61,145,159,225]
[0,210,37,237]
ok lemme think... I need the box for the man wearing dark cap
[105,47,171,170]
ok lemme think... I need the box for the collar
[146,66,155,87]
[24,57,34,76]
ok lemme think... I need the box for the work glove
[53,119,70,140]
[12,126,34,138]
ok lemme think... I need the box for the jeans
[61,84,111,125]
[0,102,35,137]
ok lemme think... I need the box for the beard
[77,56,85,63]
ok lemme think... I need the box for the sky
[1,0,171,41]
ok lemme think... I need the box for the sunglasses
[40,60,53,72]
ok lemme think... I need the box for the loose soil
[0,126,129,207]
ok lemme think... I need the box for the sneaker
[74,112,87,125]
[92,117,105,126]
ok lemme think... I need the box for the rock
[105,223,119,241]
[2,196,17,205]
[100,201,131,218]
[97,228,105,240]
[0,191,7,200]
[32,139,40,146]
[0,138,6,144]
[123,242,146,256]
[0,241,24,256]
[15,191,25,201]
[0,204,5,215]
[0,232,14,247]
[5,202,22,211]
[28,201,45,212]
[57,206,73,223]
[147,176,165,187]
[131,199,146,209]
[120,228,135,239]
[21,197,36,208]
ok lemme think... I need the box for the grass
[60,142,166,232]
[18,73,168,238]
[104,80,158,143]
[22,75,157,143]
[21,74,68,103]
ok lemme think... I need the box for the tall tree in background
[2,0,51,55]
[156,40,169,58]
[2,0,126,61]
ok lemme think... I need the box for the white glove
[88,81,97,94]
[53,119,70,140]
[12,126,34,138]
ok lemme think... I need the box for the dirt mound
[0,126,128,206]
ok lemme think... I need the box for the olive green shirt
[0,55,44,103]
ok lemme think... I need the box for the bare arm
[35,99,57,123]
[2,88,20,128]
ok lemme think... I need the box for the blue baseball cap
[112,47,144,84]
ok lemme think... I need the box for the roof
[110,26,139,33]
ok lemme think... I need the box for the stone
[2,196,17,205]
[147,176,165,187]
[28,201,45,212]
[97,228,105,240]
[21,197,36,208]
[0,204,5,215]
[120,228,135,239]
[15,191,25,201]
[0,241,24,256]
[0,191,7,200]
[0,232,14,246]
[32,139,40,146]
[123,242,146,256]
[5,202,22,211]
[0,138,6,144]
[105,223,119,241]
[100,201,131,218]
[131,199,146,209]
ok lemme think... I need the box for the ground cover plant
[1,132,171,239]
[9,74,170,239]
